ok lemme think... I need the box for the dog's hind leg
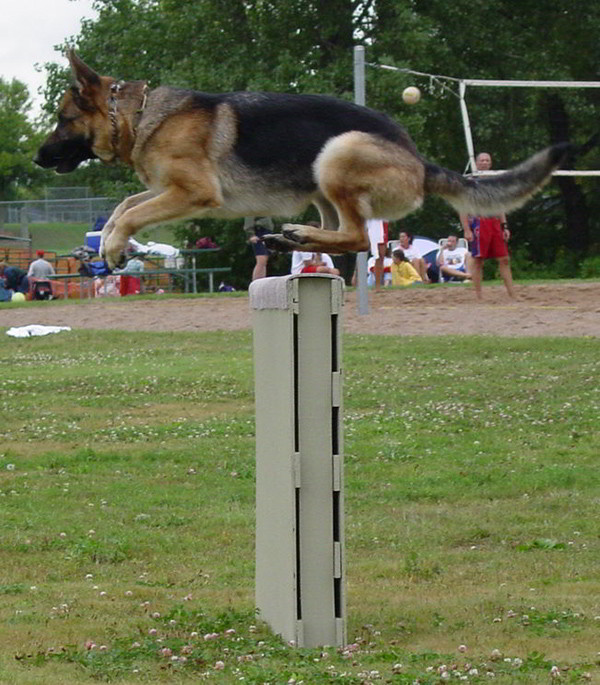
[277,202,370,253]
[312,193,340,231]
[263,193,370,254]
[264,185,369,253]
[264,141,372,253]
[261,194,340,252]
[264,131,424,254]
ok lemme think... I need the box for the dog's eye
[58,114,77,126]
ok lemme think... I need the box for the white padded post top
[249,273,341,310]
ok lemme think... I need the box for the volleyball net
[368,63,600,178]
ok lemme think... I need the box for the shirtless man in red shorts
[460,152,516,300]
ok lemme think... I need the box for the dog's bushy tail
[424,143,572,216]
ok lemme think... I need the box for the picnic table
[118,266,232,293]
[128,247,226,293]
[47,272,94,299]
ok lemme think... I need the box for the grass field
[0,328,599,683]
[2,223,179,256]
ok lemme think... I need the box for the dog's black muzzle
[34,136,97,174]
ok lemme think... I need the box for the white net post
[459,80,477,174]
[250,274,346,648]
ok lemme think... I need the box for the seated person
[391,249,422,286]
[0,262,29,295]
[437,234,471,282]
[27,250,55,278]
[120,257,144,273]
[0,281,11,302]
[397,231,430,283]
[94,275,121,297]
[367,253,393,287]
[291,251,340,276]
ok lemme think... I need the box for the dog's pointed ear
[67,49,101,93]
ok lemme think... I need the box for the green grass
[3,223,180,255]
[0,327,599,683]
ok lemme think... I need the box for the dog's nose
[33,149,53,169]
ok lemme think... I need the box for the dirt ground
[1,281,599,337]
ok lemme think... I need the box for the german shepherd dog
[36,51,572,269]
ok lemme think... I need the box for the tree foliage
[34,0,600,283]
[0,78,44,200]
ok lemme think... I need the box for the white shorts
[366,219,388,257]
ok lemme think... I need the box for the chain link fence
[0,197,117,226]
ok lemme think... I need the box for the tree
[0,78,42,200]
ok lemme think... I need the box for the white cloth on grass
[6,325,72,338]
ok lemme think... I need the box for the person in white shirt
[291,251,340,275]
[27,250,55,278]
[367,254,392,287]
[436,234,471,281]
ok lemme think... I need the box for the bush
[508,245,580,280]
[579,255,600,278]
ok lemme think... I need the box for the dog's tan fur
[35,52,572,269]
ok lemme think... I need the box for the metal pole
[353,45,369,316]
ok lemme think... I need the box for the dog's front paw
[102,235,127,270]
[109,254,128,270]
[98,221,115,259]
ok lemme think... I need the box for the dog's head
[34,51,117,173]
